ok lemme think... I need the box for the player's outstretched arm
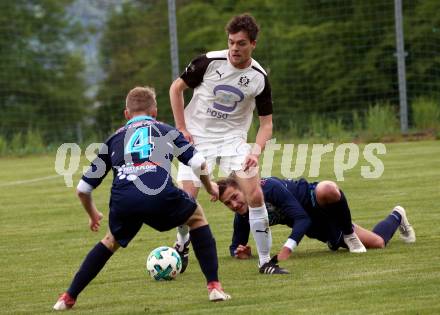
[277,246,292,261]
[170,78,193,143]
[77,190,103,232]
[187,153,218,200]
[199,163,219,201]
[243,115,273,171]
[254,114,273,152]
[234,245,252,259]
[76,180,103,232]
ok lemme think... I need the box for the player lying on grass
[53,86,231,311]
[217,176,415,261]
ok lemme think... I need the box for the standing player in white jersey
[169,14,287,274]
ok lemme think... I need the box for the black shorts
[108,186,197,248]
[304,182,348,250]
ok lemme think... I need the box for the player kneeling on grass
[53,86,230,311]
[217,176,415,260]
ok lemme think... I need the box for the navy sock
[372,211,402,245]
[324,191,354,235]
[190,225,218,283]
[67,242,113,299]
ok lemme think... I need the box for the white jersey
[180,50,272,146]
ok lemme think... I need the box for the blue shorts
[304,182,348,250]
[108,185,197,248]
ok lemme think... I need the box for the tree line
[0,0,439,144]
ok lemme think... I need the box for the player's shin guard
[325,191,354,235]
[372,211,401,245]
[67,242,113,299]
[190,225,218,283]
[248,205,272,266]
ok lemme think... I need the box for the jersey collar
[125,115,154,126]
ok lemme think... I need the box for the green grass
[1,141,440,314]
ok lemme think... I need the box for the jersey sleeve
[180,54,210,89]
[265,178,311,245]
[229,213,250,257]
[255,75,273,116]
[81,142,112,189]
[166,128,196,165]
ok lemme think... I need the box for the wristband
[188,152,206,176]
[284,238,298,251]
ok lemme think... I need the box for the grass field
[1,140,440,314]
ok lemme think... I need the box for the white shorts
[177,138,251,186]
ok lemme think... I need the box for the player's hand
[89,211,103,232]
[234,245,252,259]
[179,128,194,144]
[242,153,259,172]
[207,181,219,201]
[277,246,292,261]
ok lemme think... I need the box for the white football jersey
[180,50,272,145]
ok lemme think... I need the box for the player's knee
[101,233,120,253]
[186,205,208,230]
[317,181,341,204]
[187,216,208,230]
[369,237,386,249]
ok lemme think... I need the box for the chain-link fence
[0,0,439,150]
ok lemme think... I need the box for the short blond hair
[125,86,156,113]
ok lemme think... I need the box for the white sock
[176,225,189,249]
[248,205,272,266]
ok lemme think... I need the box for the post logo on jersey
[212,84,244,113]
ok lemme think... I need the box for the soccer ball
[146,246,182,281]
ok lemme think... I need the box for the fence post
[76,122,83,144]
[167,0,180,80]
[394,0,408,134]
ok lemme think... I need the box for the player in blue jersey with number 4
[53,86,230,311]
[217,176,415,261]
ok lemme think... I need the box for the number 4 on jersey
[125,127,154,159]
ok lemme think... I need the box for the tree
[0,0,87,143]
[94,0,440,135]
[95,0,172,135]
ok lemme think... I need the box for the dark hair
[225,13,260,42]
[217,176,240,199]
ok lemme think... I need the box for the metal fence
[0,0,439,147]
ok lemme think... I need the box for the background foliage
[0,0,87,143]
[0,0,439,150]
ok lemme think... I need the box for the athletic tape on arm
[187,152,206,176]
[77,179,94,194]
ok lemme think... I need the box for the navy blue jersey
[82,115,195,195]
[80,115,200,248]
[230,177,312,256]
